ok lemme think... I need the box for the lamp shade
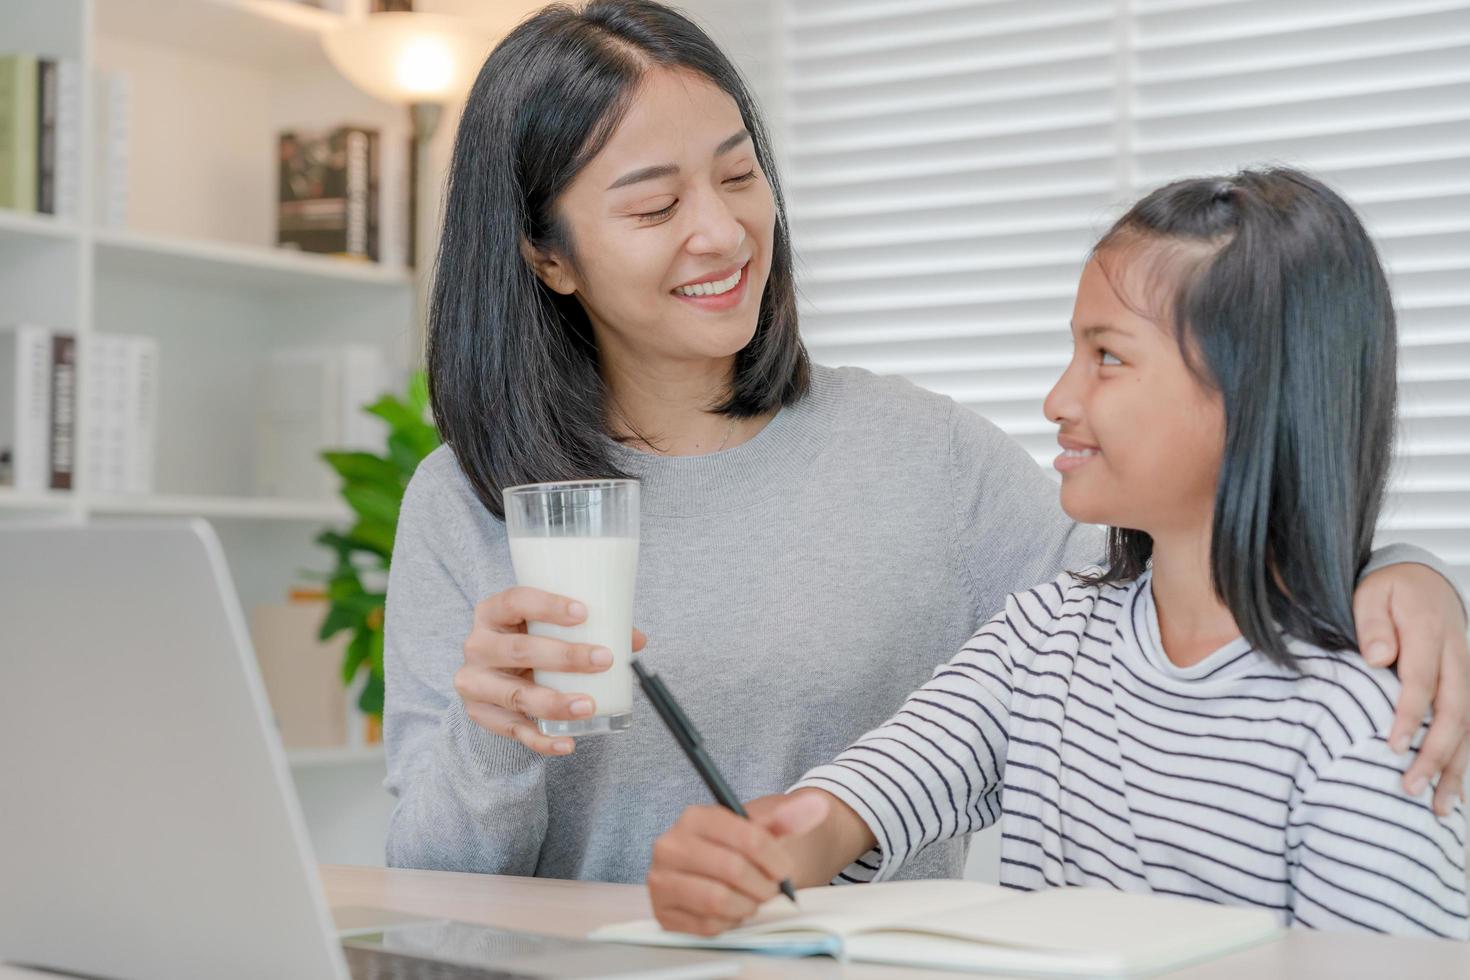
[321,12,492,105]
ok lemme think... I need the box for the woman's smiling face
[1042,245,1226,538]
[526,66,776,369]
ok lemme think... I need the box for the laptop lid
[0,520,351,980]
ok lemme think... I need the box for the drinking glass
[503,479,639,736]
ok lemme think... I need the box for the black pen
[632,659,799,906]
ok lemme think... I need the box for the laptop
[0,520,737,980]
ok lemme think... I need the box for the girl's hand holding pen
[648,792,830,937]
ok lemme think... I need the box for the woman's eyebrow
[605,130,752,191]
[714,129,751,156]
[607,163,678,191]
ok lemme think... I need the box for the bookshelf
[2,0,413,865]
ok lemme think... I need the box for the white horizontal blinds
[782,0,1121,467]
[1131,0,1470,587]
[784,0,1470,589]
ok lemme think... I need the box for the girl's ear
[519,238,578,295]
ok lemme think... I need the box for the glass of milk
[503,479,640,737]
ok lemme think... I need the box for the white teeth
[675,267,742,297]
[1062,449,1099,458]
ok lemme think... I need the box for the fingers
[1432,736,1470,817]
[633,628,648,652]
[461,700,575,757]
[1385,584,1445,755]
[651,832,781,908]
[455,664,598,722]
[675,805,796,885]
[1407,629,1470,813]
[1352,571,1399,668]
[651,900,742,938]
[477,586,587,632]
[464,629,614,675]
[647,806,797,937]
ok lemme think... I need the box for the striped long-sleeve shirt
[794,570,1469,939]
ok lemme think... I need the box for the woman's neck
[600,351,770,457]
[1148,524,1243,668]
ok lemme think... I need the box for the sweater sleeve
[382,459,549,875]
[947,402,1103,624]
[1287,734,1468,939]
[791,605,1019,883]
[1359,543,1467,618]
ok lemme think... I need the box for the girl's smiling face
[1042,245,1226,538]
[525,66,776,369]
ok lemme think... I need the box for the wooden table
[2,865,1465,979]
[319,864,1469,979]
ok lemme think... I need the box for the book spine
[367,130,380,262]
[102,336,127,494]
[54,60,80,218]
[377,130,409,270]
[345,128,370,260]
[36,58,56,215]
[14,325,52,492]
[126,335,159,494]
[48,332,75,490]
[0,54,39,212]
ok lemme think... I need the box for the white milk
[507,535,639,717]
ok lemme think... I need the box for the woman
[383,0,1469,885]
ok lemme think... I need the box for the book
[590,880,1283,978]
[277,126,380,262]
[0,53,38,212]
[125,335,159,494]
[53,59,80,218]
[48,333,76,490]
[0,324,52,491]
[80,334,157,495]
[36,58,55,214]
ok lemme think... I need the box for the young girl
[645,168,1469,939]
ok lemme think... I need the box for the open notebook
[590,880,1283,977]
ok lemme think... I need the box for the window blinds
[782,0,1470,587]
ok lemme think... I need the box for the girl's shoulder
[1279,637,1405,748]
[993,568,1135,642]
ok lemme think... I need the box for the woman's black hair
[425,0,808,520]
[1081,167,1398,665]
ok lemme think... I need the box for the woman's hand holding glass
[456,585,647,756]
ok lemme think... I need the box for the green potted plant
[314,370,440,720]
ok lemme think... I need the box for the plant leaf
[349,519,395,558]
[318,602,360,641]
[407,370,430,415]
[321,450,401,487]
[340,629,372,684]
[342,484,401,527]
[365,394,422,432]
[357,671,385,716]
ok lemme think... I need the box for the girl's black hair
[426,0,808,519]
[1082,167,1398,665]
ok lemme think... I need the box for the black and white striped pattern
[794,570,1469,939]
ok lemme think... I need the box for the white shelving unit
[2,0,411,866]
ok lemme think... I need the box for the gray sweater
[381,364,1443,884]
